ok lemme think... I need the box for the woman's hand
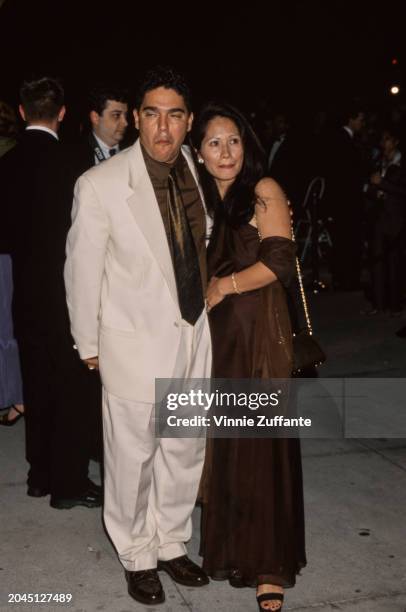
[206,276,228,312]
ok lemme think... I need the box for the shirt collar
[141,143,182,181]
[343,125,354,138]
[93,132,118,155]
[392,150,402,166]
[26,125,59,140]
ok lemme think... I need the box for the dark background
[1,0,405,121]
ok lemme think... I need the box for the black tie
[109,148,117,157]
[167,167,204,325]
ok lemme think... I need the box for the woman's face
[199,116,244,191]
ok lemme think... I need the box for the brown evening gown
[200,218,307,588]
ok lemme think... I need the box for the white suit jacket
[64,139,211,402]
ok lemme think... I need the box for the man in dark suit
[323,105,366,290]
[75,85,129,174]
[0,76,101,509]
[268,112,318,218]
[365,127,406,314]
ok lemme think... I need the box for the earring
[198,157,204,164]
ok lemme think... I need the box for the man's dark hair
[135,66,192,112]
[382,123,401,144]
[88,85,129,116]
[20,76,64,121]
[342,102,364,125]
[192,102,266,225]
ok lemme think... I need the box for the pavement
[1,290,406,612]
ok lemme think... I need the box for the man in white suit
[65,67,211,605]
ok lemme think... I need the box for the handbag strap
[254,201,313,335]
[290,225,313,335]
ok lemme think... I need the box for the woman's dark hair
[192,102,266,226]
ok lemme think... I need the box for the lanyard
[88,132,108,162]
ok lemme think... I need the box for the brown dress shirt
[142,144,207,292]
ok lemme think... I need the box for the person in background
[365,125,406,315]
[0,77,102,509]
[323,104,366,290]
[75,85,129,173]
[0,99,24,426]
[268,112,289,170]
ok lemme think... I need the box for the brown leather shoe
[125,569,165,605]
[157,555,209,587]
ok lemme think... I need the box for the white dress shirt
[26,126,59,140]
[268,134,285,169]
[343,126,354,139]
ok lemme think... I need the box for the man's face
[133,86,193,164]
[273,114,288,138]
[90,99,128,147]
[381,131,399,157]
[349,112,365,134]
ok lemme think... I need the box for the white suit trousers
[102,311,211,571]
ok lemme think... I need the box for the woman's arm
[206,178,292,310]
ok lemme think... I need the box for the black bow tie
[109,148,117,157]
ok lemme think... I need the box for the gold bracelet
[231,272,242,294]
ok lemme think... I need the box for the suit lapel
[126,140,178,307]
[181,145,212,240]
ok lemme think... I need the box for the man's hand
[83,356,99,370]
[370,172,382,186]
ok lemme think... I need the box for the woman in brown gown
[193,103,306,611]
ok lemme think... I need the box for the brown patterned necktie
[167,167,204,325]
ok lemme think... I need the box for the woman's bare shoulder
[254,178,289,216]
[255,177,287,201]
[253,178,291,237]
